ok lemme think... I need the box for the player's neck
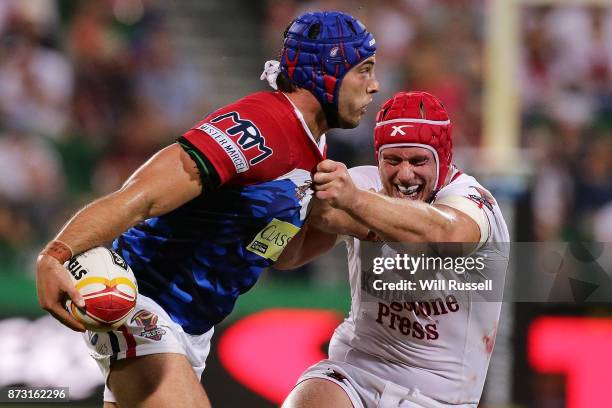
[284,90,328,141]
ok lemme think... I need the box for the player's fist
[36,253,87,332]
[312,159,356,209]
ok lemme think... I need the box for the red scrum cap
[374,91,453,191]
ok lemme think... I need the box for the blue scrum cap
[280,11,376,111]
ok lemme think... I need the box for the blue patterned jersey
[113,92,325,334]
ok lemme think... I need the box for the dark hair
[275,72,298,93]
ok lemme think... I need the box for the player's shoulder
[348,165,382,191]
[180,91,305,184]
[436,170,495,206]
[206,91,304,149]
[435,168,510,242]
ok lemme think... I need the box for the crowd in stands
[0,0,209,271]
[521,5,612,242]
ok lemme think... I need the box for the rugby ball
[64,247,138,332]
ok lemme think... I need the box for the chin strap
[260,60,281,90]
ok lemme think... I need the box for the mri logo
[211,112,273,165]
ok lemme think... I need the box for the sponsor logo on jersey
[249,241,269,255]
[247,218,300,261]
[199,122,249,173]
[131,309,166,341]
[374,296,461,341]
[467,186,496,211]
[361,270,460,341]
[210,111,273,165]
[107,249,128,270]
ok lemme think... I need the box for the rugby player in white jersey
[277,91,510,408]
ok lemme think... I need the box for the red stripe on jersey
[451,169,463,182]
[119,325,137,358]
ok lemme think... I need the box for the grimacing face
[378,146,438,202]
[336,56,379,128]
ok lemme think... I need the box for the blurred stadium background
[0,0,611,407]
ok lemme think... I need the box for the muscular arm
[55,144,203,253]
[343,191,479,243]
[273,198,370,270]
[273,222,337,270]
[314,160,480,248]
[307,198,369,238]
[37,143,204,331]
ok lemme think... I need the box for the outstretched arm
[58,144,203,253]
[37,144,204,331]
[313,160,481,247]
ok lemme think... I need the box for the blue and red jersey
[113,91,325,334]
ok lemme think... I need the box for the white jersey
[328,166,510,407]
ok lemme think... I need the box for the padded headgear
[280,11,376,125]
[374,91,453,191]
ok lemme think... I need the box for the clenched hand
[36,254,86,332]
[313,160,358,210]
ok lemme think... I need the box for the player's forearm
[46,144,204,257]
[274,223,337,270]
[51,186,151,257]
[274,206,364,270]
[309,207,368,238]
[346,190,454,242]
[308,198,369,238]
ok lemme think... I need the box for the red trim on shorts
[119,325,137,358]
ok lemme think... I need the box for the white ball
[64,247,138,332]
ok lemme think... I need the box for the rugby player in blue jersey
[36,11,378,408]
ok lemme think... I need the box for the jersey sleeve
[348,166,382,191]
[179,103,279,185]
[176,137,221,192]
[434,180,495,247]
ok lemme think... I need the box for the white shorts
[82,294,214,403]
[296,360,447,408]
